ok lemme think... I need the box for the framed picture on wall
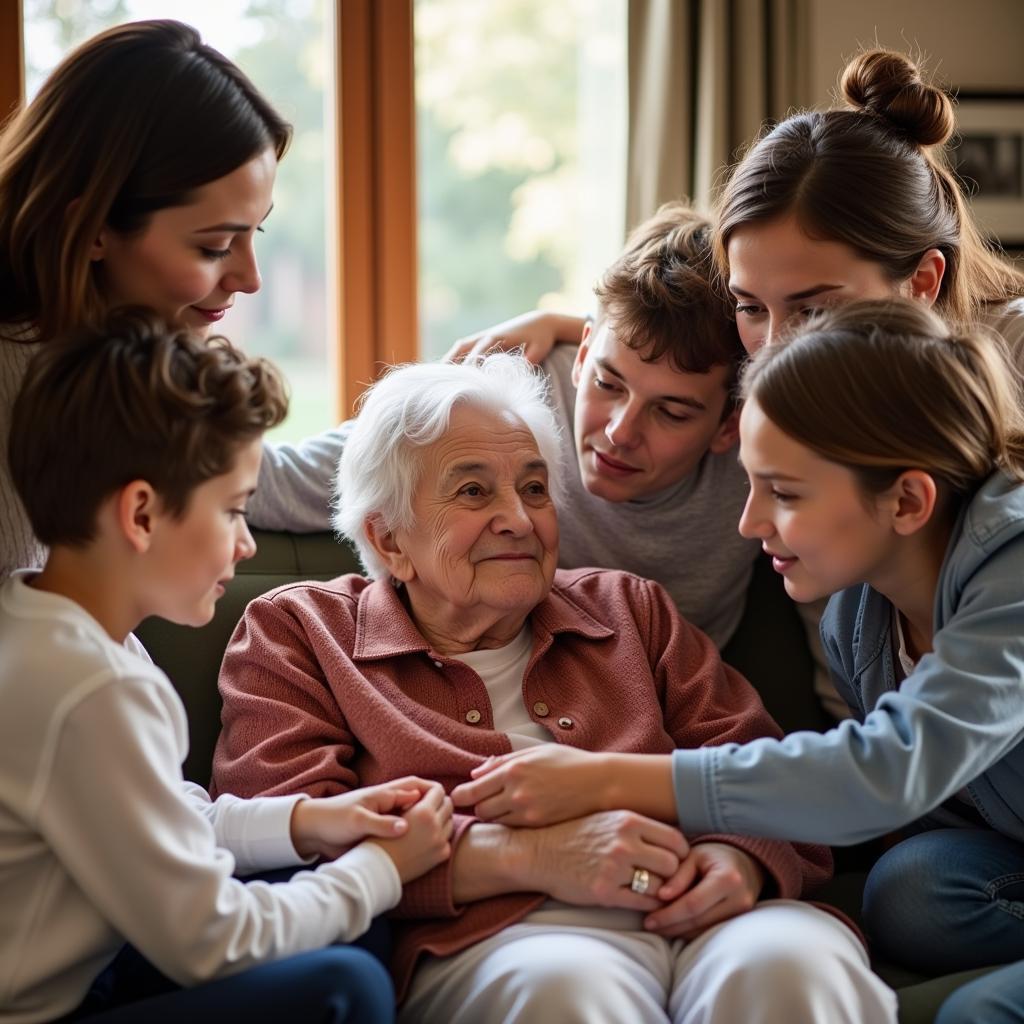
[951,91,1024,247]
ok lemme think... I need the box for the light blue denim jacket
[673,471,1024,846]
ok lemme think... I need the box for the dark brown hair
[9,309,289,547]
[715,50,1024,322]
[741,299,1024,497]
[0,19,291,343]
[595,201,745,394]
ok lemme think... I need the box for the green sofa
[135,530,996,1023]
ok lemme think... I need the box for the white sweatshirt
[0,574,401,1024]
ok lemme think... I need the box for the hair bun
[841,49,954,147]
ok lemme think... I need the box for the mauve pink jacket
[212,567,833,998]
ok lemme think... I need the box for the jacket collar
[352,573,614,661]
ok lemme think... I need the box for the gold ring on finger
[630,867,650,895]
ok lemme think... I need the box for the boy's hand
[290,776,438,860]
[451,745,607,826]
[443,310,582,365]
[643,843,765,939]
[369,783,455,883]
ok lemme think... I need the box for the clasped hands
[450,745,764,939]
[290,776,454,883]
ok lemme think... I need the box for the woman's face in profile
[91,148,277,336]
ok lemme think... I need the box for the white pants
[399,900,896,1024]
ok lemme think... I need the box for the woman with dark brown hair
[0,19,299,580]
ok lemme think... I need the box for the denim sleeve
[673,551,1024,846]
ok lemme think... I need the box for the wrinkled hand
[643,843,765,939]
[369,782,454,883]
[452,745,604,826]
[290,776,440,860]
[528,810,689,912]
[442,310,569,364]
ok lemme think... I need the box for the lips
[592,448,641,475]
[191,306,230,323]
[764,546,798,574]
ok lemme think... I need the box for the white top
[0,574,401,1024]
[450,626,552,749]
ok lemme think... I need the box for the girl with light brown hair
[454,298,1024,1024]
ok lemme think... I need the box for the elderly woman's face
[391,404,559,625]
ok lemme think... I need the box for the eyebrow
[729,283,845,303]
[194,204,275,235]
[595,357,707,411]
[230,488,258,501]
[443,457,548,485]
[752,471,805,483]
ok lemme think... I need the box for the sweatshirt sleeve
[672,544,1024,846]
[246,420,354,533]
[181,784,315,875]
[34,675,400,986]
[644,578,832,895]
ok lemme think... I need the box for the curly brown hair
[10,308,289,546]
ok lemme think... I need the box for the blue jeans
[56,865,395,1023]
[863,827,1024,1024]
[57,944,393,1023]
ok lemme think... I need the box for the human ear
[364,515,415,582]
[116,480,161,553]
[883,470,938,536]
[570,322,593,389]
[708,407,741,455]
[87,223,111,263]
[905,249,946,307]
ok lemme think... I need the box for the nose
[222,239,262,296]
[491,490,533,536]
[235,518,258,562]
[737,488,772,541]
[605,401,641,449]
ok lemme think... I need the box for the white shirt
[450,626,552,749]
[0,574,400,1024]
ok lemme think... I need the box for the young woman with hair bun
[717,48,1024,355]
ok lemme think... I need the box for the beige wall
[807,0,1024,106]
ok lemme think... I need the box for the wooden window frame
[0,0,418,419]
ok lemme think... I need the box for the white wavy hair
[333,352,563,579]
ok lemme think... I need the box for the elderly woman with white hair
[211,354,895,1024]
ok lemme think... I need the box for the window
[13,1,630,416]
[414,0,628,358]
